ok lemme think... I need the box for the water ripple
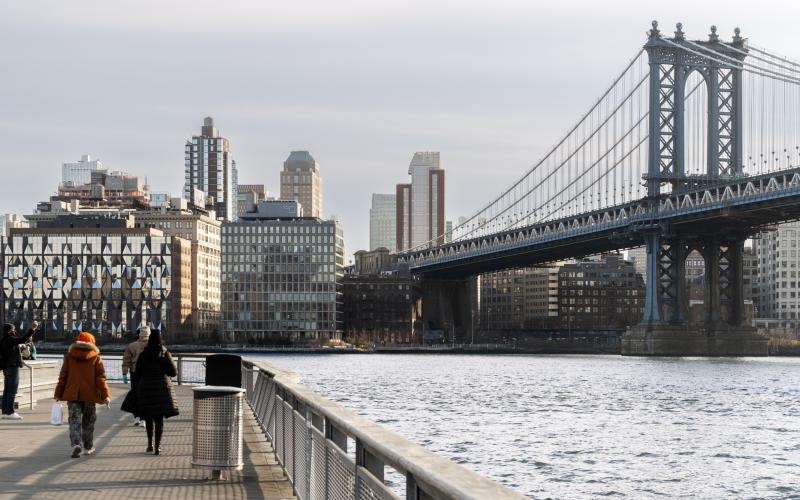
[251,353,800,499]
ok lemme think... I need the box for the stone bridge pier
[623,229,768,356]
[420,277,474,343]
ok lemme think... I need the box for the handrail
[242,358,525,500]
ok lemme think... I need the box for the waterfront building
[237,184,268,218]
[369,193,396,252]
[628,246,647,283]
[445,220,453,243]
[280,151,322,218]
[134,202,222,342]
[0,214,29,238]
[396,152,445,250]
[183,117,237,221]
[342,271,421,344]
[754,223,800,324]
[221,202,344,344]
[62,154,102,187]
[1,215,189,341]
[480,266,559,332]
[558,254,644,331]
[743,244,758,304]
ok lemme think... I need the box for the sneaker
[71,445,82,458]
[3,413,22,420]
[84,447,96,455]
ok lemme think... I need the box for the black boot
[145,418,154,453]
[154,417,163,455]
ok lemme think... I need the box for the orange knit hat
[77,332,96,344]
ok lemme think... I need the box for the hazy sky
[1,1,797,259]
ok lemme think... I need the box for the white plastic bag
[50,403,64,425]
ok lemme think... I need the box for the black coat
[0,329,35,369]
[133,347,179,418]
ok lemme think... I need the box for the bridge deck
[0,384,296,499]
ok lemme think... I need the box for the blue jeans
[2,367,20,415]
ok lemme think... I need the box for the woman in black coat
[134,329,179,455]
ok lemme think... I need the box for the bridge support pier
[420,277,474,344]
[623,232,767,356]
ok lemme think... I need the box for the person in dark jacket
[133,329,178,455]
[1,321,38,419]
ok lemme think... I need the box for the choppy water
[249,354,800,499]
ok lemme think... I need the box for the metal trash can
[205,354,242,387]
[191,385,246,478]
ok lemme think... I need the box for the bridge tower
[624,21,768,355]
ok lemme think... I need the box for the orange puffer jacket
[54,342,111,404]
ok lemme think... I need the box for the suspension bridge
[398,21,800,355]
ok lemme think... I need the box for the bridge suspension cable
[415,48,651,249]
[405,29,800,255]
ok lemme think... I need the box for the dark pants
[67,401,97,449]
[144,416,164,448]
[2,367,20,415]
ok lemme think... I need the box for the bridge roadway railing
[406,166,800,270]
[242,358,526,500]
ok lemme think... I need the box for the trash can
[205,354,242,387]
[191,385,246,478]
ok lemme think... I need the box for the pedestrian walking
[54,332,111,458]
[1,321,39,420]
[121,326,150,426]
[130,329,179,455]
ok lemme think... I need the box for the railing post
[176,356,183,385]
[29,363,35,409]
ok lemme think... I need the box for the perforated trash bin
[191,385,246,475]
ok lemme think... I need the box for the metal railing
[241,359,525,500]
[38,354,207,385]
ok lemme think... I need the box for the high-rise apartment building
[369,194,396,251]
[62,154,102,187]
[396,152,445,250]
[184,117,236,221]
[280,151,322,218]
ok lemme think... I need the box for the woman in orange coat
[54,332,111,458]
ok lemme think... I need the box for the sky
[1,0,798,260]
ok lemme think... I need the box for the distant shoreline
[37,341,798,356]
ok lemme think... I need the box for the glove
[122,373,129,384]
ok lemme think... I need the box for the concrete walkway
[0,384,296,499]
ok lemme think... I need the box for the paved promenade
[0,384,296,499]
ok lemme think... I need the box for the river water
[248,353,800,499]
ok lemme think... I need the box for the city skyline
[3,1,800,254]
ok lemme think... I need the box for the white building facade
[755,223,800,322]
[62,154,102,187]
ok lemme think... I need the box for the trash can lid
[192,385,246,394]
